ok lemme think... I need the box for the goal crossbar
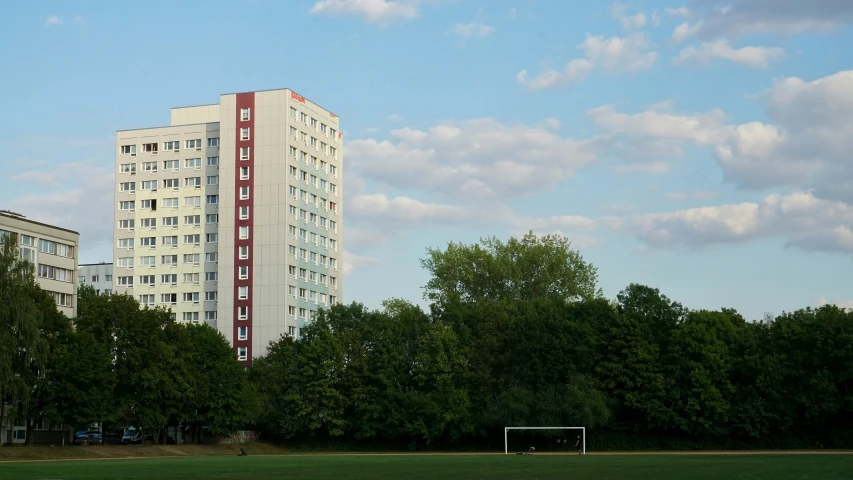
[504,427,585,455]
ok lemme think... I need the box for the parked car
[72,431,90,445]
[121,427,144,444]
[87,433,103,445]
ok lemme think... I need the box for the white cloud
[451,22,495,37]
[612,161,670,176]
[611,3,647,29]
[674,40,786,68]
[670,0,853,42]
[814,297,853,311]
[5,162,114,262]
[665,6,689,17]
[589,71,853,193]
[309,0,418,25]
[346,118,601,201]
[629,191,853,253]
[664,190,720,201]
[517,59,593,90]
[580,33,658,72]
[518,32,656,90]
[45,16,63,26]
[343,251,385,275]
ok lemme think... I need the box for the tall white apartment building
[113,89,343,363]
[0,210,79,318]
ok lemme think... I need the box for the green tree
[0,233,49,441]
[421,231,600,305]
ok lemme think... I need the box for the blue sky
[1,0,852,320]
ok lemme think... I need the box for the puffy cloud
[674,40,786,68]
[814,297,853,311]
[611,3,647,29]
[588,70,853,196]
[345,118,600,201]
[5,162,114,262]
[670,0,853,42]
[451,22,495,37]
[518,33,656,90]
[517,59,593,90]
[580,33,658,72]
[343,251,385,275]
[629,192,853,253]
[309,0,418,25]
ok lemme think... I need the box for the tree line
[3,232,852,450]
[0,234,255,444]
[249,233,853,450]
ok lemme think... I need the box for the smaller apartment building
[78,262,113,295]
[0,210,79,318]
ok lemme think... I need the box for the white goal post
[504,427,586,455]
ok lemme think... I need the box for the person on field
[575,435,582,455]
[528,446,536,454]
[238,448,247,456]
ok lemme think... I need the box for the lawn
[1,453,851,480]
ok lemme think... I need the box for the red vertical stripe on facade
[234,92,255,366]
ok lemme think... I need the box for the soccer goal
[504,426,585,455]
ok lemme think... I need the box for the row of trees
[0,235,254,445]
[4,231,852,449]
[250,233,853,450]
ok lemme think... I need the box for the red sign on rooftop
[290,92,305,103]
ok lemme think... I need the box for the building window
[182,312,200,323]
[239,186,249,199]
[206,214,219,224]
[183,253,200,264]
[161,255,178,265]
[118,219,134,229]
[119,163,136,174]
[205,272,218,282]
[239,205,249,220]
[183,292,200,303]
[206,233,218,243]
[207,137,219,147]
[238,327,248,341]
[239,265,249,279]
[207,175,219,185]
[239,246,249,259]
[162,216,178,227]
[117,256,134,267]
[117,276,133,287]
[164,141,180,151]
[142,143,158,154]
[183,273,199,284]
[185,196,201,207]
[240,147,250,160]
[119,201,135,211]
[239,226,249,240]
[184,215,201,226]
[238,306,248,320]
[139,275,155,285]
[207,156,219,167]
[186,158,202,169]
[205,291,218,301]
[237,347,247,361]
[241,108,250,121]
[185,177,202,188]
[186,139,202,149]
[164,178,179,189]
[238,286,248,299]
[139,236,156,247]
[161,293,177,304]
[240,128,250,140]
[141,180,157,191]
[183,234,200,245]
[206,195,219,204]
[240,166,249,180]
[164,159,179,170]
[139,294,155,305]
[205,252,219,263]
[121,145,137,155]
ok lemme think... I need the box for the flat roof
[0,211,80,235]
[79,262,113,266]
[116,122,219,133]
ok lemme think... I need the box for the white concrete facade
[78,262,113,295]
[0,210,79,318]
[113,89,343,362]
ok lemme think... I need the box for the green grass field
[1,454,852,480]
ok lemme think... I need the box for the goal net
[504,427,585,455]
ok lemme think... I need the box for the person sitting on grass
[238,448,247,457]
